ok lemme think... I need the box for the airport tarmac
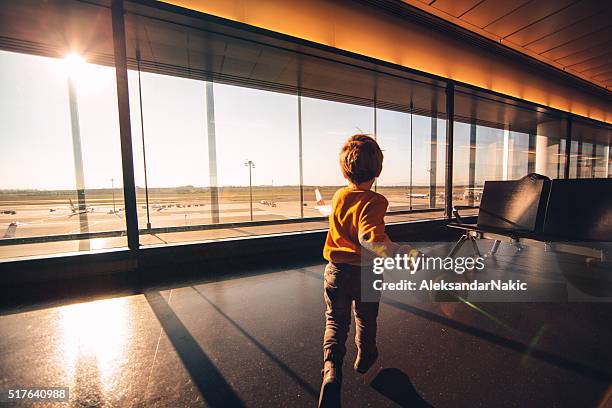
[0,188,467,260]
[0,210,446,261]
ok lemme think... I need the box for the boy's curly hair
[339,134,383,184]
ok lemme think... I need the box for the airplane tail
[3,222,17,239]
[315,188,325,206]
[69,198,76,212]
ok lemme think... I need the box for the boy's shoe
[354,348,379,374]
[318,361,342,408]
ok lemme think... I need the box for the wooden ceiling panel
[483,0,576,39]
[539,26,612,61]
[593,71,612,81]
[460,0,531,29]
[556,45,612,66]
[502,0,605,46]
[429,0,484,18]
[582,63,612,77]
[567,52,612,74]
[523,13,610,55]
[399,0,612,90]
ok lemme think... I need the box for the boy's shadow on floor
[370,368,433,408]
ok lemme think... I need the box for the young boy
[318,134,419,407]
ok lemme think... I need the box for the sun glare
[58,297,130,392]
[64,52,86,79]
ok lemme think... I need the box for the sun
[64,52,86,79]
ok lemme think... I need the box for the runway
[0,189,451,260]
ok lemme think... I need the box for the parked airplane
[462,187,484,201]
[3,222,17,239]
[151,204,166,212]
[314,188,332,216]
[69,198,94,216]
[260,200,277,208]
[406,193,429,199]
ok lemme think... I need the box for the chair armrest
[452,205,479,224]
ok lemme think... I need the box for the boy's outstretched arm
[357,198,420,260]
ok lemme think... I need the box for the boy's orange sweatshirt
[323,187,393,265]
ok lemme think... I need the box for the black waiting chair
[448,175,611,261]
[447,174,551,257]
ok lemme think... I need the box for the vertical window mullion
[111,0,139,250]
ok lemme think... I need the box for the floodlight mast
[244,160,255,221]
[111,178,116,213]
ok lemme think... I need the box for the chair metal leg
[447,234,468,258]
[487,239,501,257]
[469,236,481,258]
[511,238,523,251]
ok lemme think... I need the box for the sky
[0,49,560,191]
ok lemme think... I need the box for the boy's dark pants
[323,262,381,364]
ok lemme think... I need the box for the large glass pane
[129,71,210,231]
[120,3,450,244]
[592,143,609,178]
[0,0,124,259]
[301,98,374,217]
[453,90,568,209]
[214,83,300,223]
[129,74,301,242]
[376,109,446,211]
[0,50,125,259]
[570,120,611,179]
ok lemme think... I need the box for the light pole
[111,178,116,213]
[244,160,255,221]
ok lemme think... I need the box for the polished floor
[1,244,611,407]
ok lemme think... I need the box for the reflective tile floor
[1,251,611,407]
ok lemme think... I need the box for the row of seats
[457,176,611,242]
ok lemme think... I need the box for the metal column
[111,0,139,250]
[297,90,305,218]
[444,82,454,218]
[468,123,477,206]
[67,70,90,251]
[564,117,572,179]
[206,81,220,223]
[429,113,438,208]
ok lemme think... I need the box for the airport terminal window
[452,90,568,207]
[376,108,446,211]
[536,133,566,179]
[592,143,609,178]
[453,123,499,206]
[570,141,608,179]
[569,121,611,179]
[128,71,210,231]
[213,84,301,223]
[453,122,567,206]
[0,50,126,257]
[300,97,374,217]
[579,143,594,179]
[119,7,450,244]
[2,0,611,258]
